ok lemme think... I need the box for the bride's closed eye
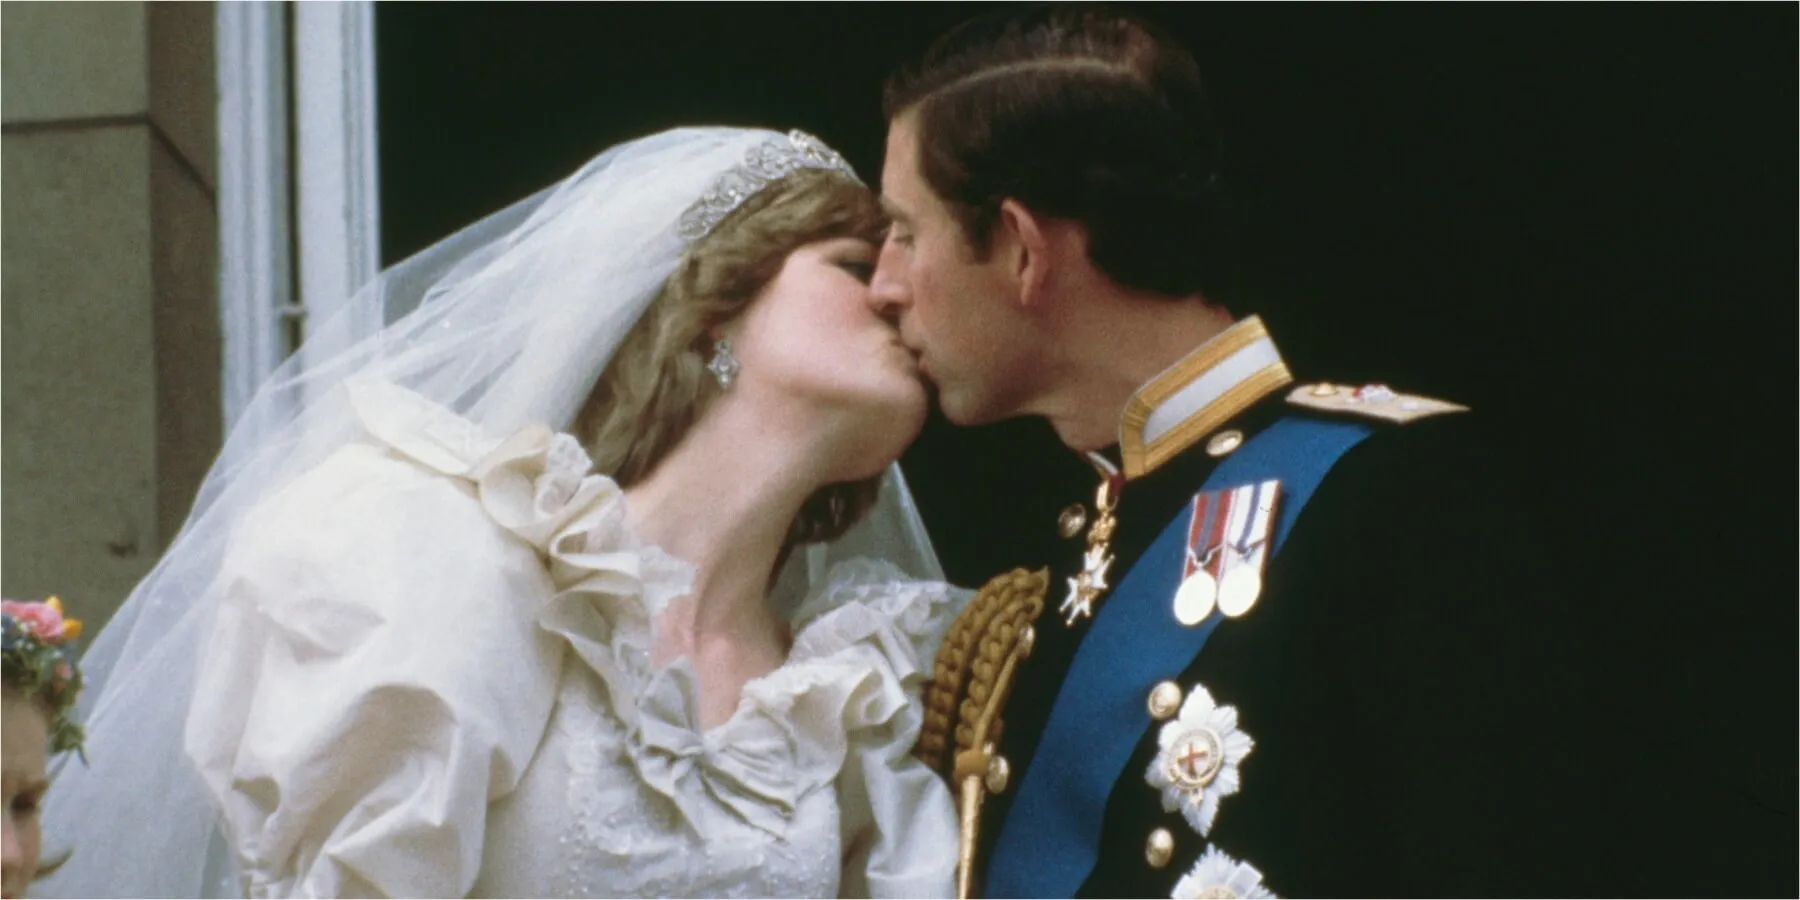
[835,258,875,283]
[11,786,44,818]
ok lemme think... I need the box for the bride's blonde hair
[575,169,890,550]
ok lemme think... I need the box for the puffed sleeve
[775,560,966,899]
[184,443,564,898]
[836,714,961,899]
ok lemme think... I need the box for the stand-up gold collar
[1118,316,1293,479]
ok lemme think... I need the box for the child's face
[2,692,48,899]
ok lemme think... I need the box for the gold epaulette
[1286,382,1468,424]
[915,567,1048,900]
[916,567,1047,774]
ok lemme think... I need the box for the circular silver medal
[1217,566,1263,618]
[1172,571,1218,626]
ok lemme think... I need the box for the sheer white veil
[36,127,943,898]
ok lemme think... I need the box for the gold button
[1310,382,1339,397]
[1145,827,1175,868]
[1205,429,1243,457]
[1057,503,1088,539]
[1147,680,1183,720]
[1016,624,1036,659]
[985,755,1012,794]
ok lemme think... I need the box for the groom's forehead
[879,118,928,200]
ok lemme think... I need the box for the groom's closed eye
[880,220,915,248]
[878,201,917,248]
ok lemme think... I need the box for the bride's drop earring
[707,338,740,389]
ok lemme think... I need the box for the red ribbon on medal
[1173,479,1281,626]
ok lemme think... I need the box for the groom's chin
[924,381,976,427]
[923,375,1024,429]
[932,388,999,429]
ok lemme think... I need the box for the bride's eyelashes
[834,257,875,283]
[10,784,44,819]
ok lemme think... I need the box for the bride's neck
[621,400,826,641]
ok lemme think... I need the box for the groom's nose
[868,239,911,321]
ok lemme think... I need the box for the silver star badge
[1145,684,1254,837]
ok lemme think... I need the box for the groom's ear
[997,198,1053,311]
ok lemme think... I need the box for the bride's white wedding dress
[36,127,958,899]
[187,382,962,897]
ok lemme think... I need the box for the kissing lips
[894,340,928,379]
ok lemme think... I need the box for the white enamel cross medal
[1172,479,1281,627]
[1061,544,1115,625]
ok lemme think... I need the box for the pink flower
[3,599,68,641]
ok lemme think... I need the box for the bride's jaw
[618,385,890,617]
[713,361,926,486]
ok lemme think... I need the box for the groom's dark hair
[884,3,1232,302]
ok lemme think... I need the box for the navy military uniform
[920,317,1661,897]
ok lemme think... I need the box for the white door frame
[216,0,381,428]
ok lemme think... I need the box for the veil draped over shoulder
[36,127,944,898]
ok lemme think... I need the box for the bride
[38,128,963,898]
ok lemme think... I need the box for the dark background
[377,1,1796,862]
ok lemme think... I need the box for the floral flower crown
[2,597,85,755]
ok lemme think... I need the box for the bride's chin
[885,396,929,450]
[829,415,922,482]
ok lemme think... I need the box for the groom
[870,6,1641,898]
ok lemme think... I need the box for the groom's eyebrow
[879,197,912,225]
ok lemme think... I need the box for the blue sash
[985,416,1375,897]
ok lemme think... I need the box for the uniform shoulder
[1289,385,1528,526]
[1268,381,1493,488]
[1284,382,1467,424]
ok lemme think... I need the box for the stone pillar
[2,1,219,629]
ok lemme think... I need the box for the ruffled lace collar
[346,380,958,838]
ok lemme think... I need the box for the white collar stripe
[1141,337,1283,447]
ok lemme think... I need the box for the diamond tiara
[677,130,861,242]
